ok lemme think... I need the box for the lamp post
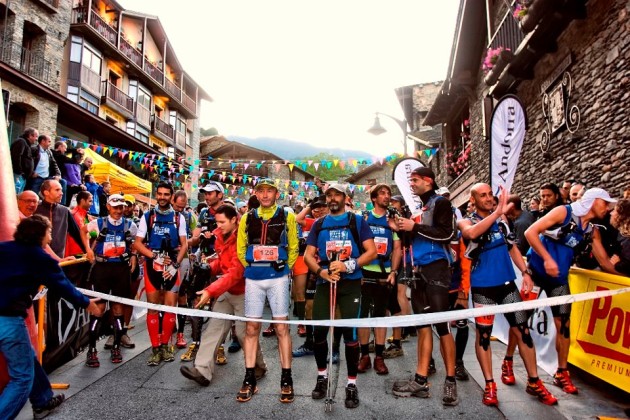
[368,112,409,156]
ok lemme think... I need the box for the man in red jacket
[180,204,267,386]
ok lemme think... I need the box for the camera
[386,206,400,219]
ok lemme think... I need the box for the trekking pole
[325,278,338,412]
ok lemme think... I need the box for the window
[108,70,121,88]
[186,130,192,147]
[127,122,150,144]
[169,110,186,134]
[67,85,79,103]
[81,43,102,74]
[79,89,99,114]
[137,85,151,109]
[70,36,82,63]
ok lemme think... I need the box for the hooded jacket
[203,225,245,297]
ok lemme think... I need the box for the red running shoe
[262,324,276,337]
[482,381,498,406]
[526,379,558,405]
[176,333,187,349]
[501,359,515,385]
[553,370,578,394]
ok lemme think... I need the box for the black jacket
[10,137,34,177]
[32,146,61,178]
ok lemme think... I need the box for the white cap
[571,188,617,216]
[200,181,224,194]
[436,187,450,196]
[107,194,126,207]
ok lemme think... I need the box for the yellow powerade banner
[569,267,630,393]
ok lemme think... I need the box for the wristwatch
[172,262,181,269]
[391,270,398,276]
[316,267,324,277]
[522,268,533,276]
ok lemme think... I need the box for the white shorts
[244,275,290,318]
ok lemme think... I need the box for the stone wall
[470,0,630,203]
[4,80,59,137]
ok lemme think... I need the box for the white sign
[392,158,424,214]
[490,95,527,194]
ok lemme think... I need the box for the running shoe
[297,324,307,337]
[526,379,558,405]
[482,381,498,406]
[442,379,459,406]
[280,378,295,403]
[392,378,430,398]
[455,360,469,381]
[161,344,175,362]
[373,356,389,375]
[120,334,135,349]
[215,345,227,365]
[262,324,276,337]
[311,375,328,400]
[33,394,65,419]
[228,339,241,353]
[553,370,578,394]
[85,348,99,368]
[386,335,408,344]
[382,344,404,359]
[293,344,314,357]
[236,380,257,402]
[110,347,123,364]
[180,343,198,362]
[345,384,359,408]
[103,335,114,350]
[357,355,371,373]
[147,347,162,366]
[176,333,187,349]
[501,359,516,385]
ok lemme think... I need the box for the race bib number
[473,302,495,326]
[253,245,279,262]
[103,241,125,257]
[374,237,388,255]
[325,240,352,261]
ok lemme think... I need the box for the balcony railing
[182,92,196,114]
[0,38,51,85]
[135,102,151,128]
[102,81,134,115]
[81,64,102,96]
[164,78,181,100]
[487,8,525,51]
[90,10,117,46]
[152,115,174,141]
[119,37,142,68]
[144,59,163,83]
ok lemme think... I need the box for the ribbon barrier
[568,268,630,393]
[77,286,630,328]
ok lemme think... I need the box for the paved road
[19,317,629,419]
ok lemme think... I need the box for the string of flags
[58,136,439,194]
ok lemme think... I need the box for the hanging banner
[490,94,527,194]
[391,158,424,214]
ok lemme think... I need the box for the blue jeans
[14,174,26,194]
[0,316,34,418]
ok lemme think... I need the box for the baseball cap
[223,198,236,207]
[107,194,126,207]
[200,181,224,194]
[571,188,617,217]
[310,196,327,209]
[410,167,439,189]
[255,178,278,190]
[325,182,351,196]
[391,195,405,204]
[436,187,450,196]
[123,194,136,205]
[237,201,247,210]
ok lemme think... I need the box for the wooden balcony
[182,92,196,114]
[135,103,151,128]
[101,81,134,118]
[164,78,181,100]
[175,131,186,150]
[119,37,142,68]
[90,9,117,46]
[152,115,174,143]
[0,37,51,85]
[488,8,525,51]
[143,58,163,84]
[76,63,102,96]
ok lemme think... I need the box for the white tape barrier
[77,286,630,328]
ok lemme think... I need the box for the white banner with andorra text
[490,95,527,194]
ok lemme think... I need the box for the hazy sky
[122,1,459,157]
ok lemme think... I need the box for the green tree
[200,127,218,136]
[296,152,356,182]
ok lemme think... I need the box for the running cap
[369,183,392,200]
[223,198,236,207]
[326,182,351,196]
[123,194,136,205]
[237,201,247,210]
[200,181,224,194]
[254,178,278,190]
[390,195,405,204]
[436,187,450,196]
[571,188,617,217]
[108,194,126,207]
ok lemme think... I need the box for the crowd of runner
[3,134,630,418]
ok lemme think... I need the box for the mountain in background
[226,135,373,160]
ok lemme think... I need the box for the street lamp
[368,112,409,156]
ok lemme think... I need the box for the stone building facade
[425,0,629,209]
